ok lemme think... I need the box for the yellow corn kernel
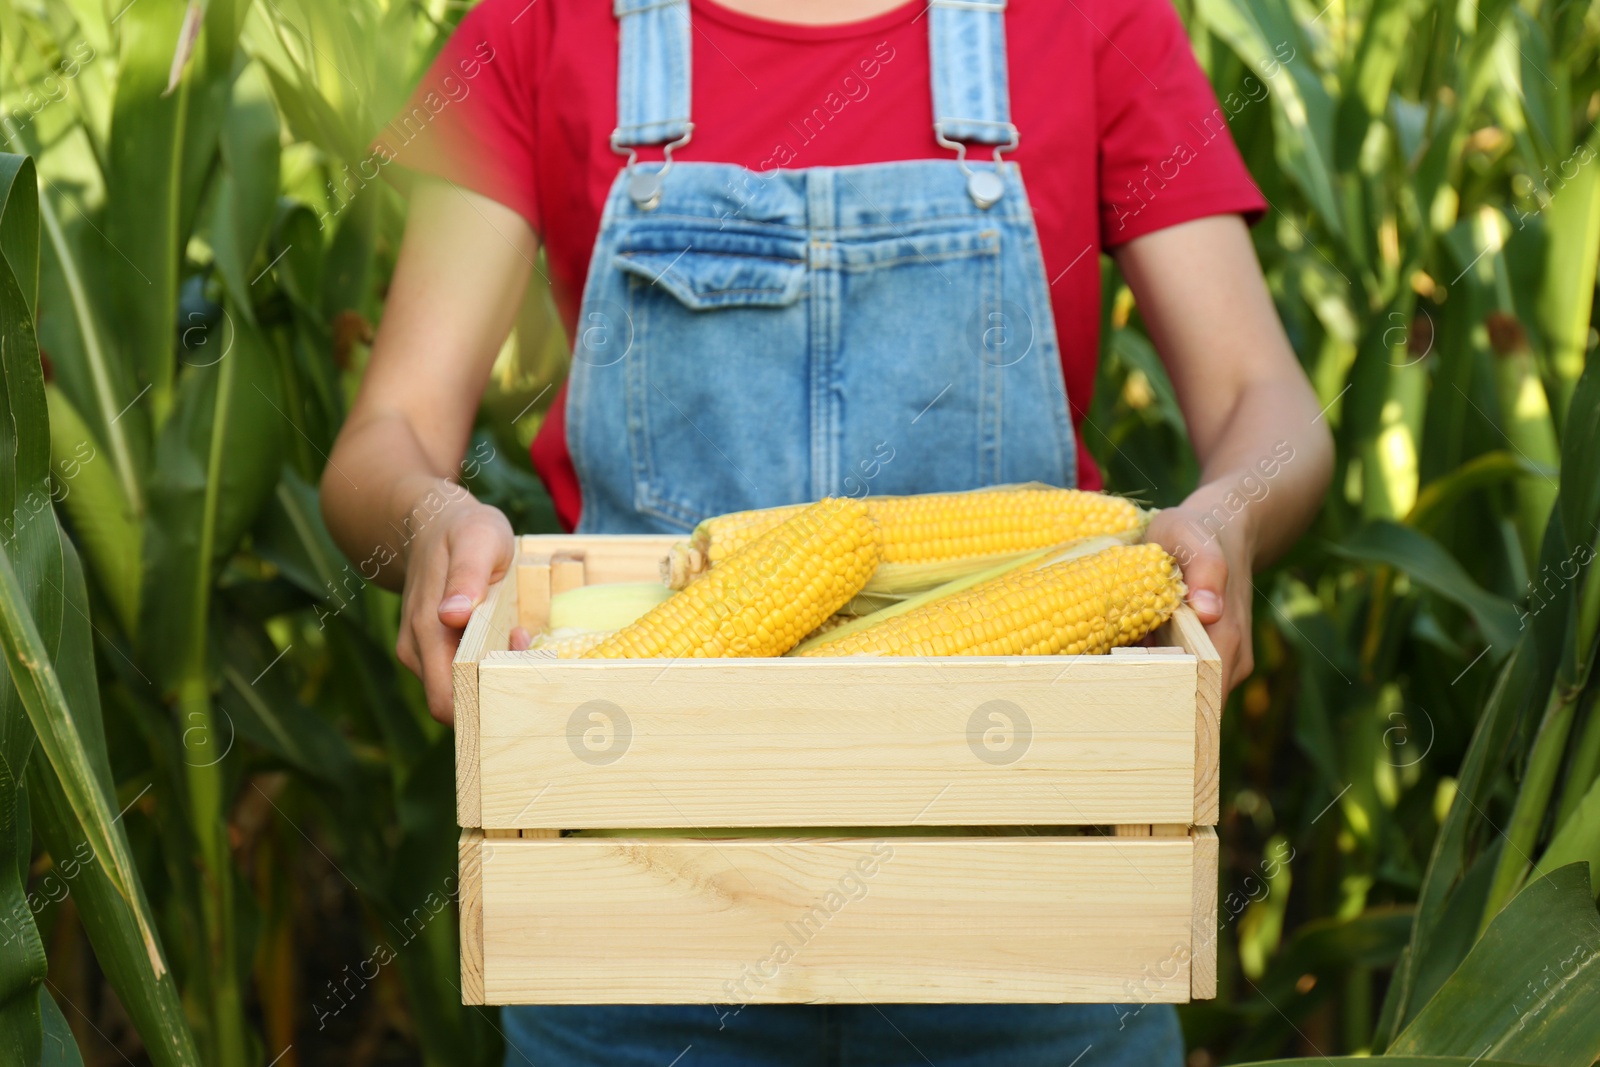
[585,498,881,659]
[529,630,614,658]
[664,486,1144,588]
[799,542,1184,657]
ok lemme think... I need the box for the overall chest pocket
[612,229,811,530]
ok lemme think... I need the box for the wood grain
[458,829,484,1005]
[519,534,674,585]
[1191,826,1218,999]
[550,552,586,596]
[476,656,1199,828]
[452,570,518,828]
[1159,605,1222,826]
[477,835,1194,1004]
[516,553,552,635]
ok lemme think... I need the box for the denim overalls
[504,1,1185,1063]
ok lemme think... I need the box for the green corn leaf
[1390,842,1502,1052]
[1559,350,1600,558]
[43,387,139,633]
[0,149,55,1067]
[27,538,200,1067]
[210,60,280,312]
[1407,450,1555,533]
[1390,864,1600,1065]
[1331,520,1523,653]
[1389,641,1536,1033]
[38,987,83,1067]
[3,150,196,1065]
[1333,0,1429,173]
[30,173,147,525]
[268,199,325,311]
[1197,0,1343,238]
[252,468,354,609]
[1535,771,1600,897]
[141,311,285,686]
[1557,685,1600,831]
[319,181,377,322]
[176,0,258,245]
[0,536,177,1044]
[105,0,190,424]
[219,623,357,785]
[1516,127,1593,422]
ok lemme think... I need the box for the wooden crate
[454,534,1222,1006]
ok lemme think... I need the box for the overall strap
[612,0,692,149]
[928,0,1017,149]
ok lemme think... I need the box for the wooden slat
[516,553,552,635]
[458,829,485,1005]
[452,570,517,827]
[1151,824,1190,837]
[519,534,675,585]
[1191,826,1218,999]
[478,835,1193,1004]
[477,656,1198,828]
[1158,605,1223,826]
[549,552,586,596]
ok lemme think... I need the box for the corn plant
[1,0,553,1063]
[1086,0,1600,1060]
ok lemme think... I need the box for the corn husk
[547,581,673,632]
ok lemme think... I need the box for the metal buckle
[611,125,694,211]
[934,121,1018,209]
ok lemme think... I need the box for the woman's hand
[319,182,539,722]
[1114,215,1335,695]
[1145,485,1258,691]
[395,488,519,723]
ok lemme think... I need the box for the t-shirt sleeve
[374,0,542,230]
[1094,0,1266,248]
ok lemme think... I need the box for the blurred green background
[0,0,1598,1064]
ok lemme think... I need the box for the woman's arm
[321,179,536,722]
[1114,214,1334,690]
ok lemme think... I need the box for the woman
[322,0,1334,1063]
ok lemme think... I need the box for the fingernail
[440,594,473,614]
[1190,590,1223,616]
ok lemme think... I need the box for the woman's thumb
[439,515,513,627]
[1147,511,1228,624]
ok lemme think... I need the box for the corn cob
[584,498,880,659]
[663,486,1144,590]
[800,613,857,643]
[530,629,614,658]
[799,542,1183,658]
[792,533,1135,655]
